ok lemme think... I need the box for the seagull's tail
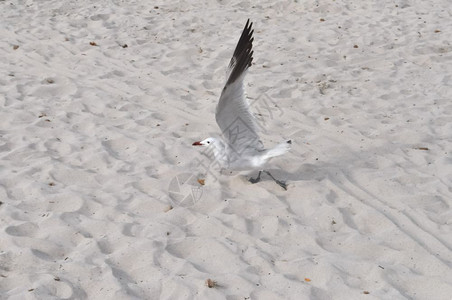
[265,140,292,159]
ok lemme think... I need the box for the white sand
[1,0,452,299]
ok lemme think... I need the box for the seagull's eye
[207,141,210,144]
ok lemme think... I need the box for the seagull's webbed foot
[249,171,262,184]
[264,170,287,190]
[274,180,287,190]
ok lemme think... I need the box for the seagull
[192,19,291,190]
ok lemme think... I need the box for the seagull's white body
[193,20,291,188]
[196,137,291,172]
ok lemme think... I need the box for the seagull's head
[192,137,217,147]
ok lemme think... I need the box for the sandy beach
[1,0,452,299]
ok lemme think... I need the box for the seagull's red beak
[192,141,202,146]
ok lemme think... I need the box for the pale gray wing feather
[215,19,264,155]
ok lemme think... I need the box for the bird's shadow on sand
[245,161,339,188]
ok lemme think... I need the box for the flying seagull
[192,19,291,190]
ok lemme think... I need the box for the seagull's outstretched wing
[215,19,264,155]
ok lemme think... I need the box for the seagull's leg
[249,171,262,184]
[264,170,287,190]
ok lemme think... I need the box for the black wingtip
[225,19,254,85]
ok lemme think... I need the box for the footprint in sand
[5,222,39,237]
[102,137,137,159]
[47,195,84,213]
